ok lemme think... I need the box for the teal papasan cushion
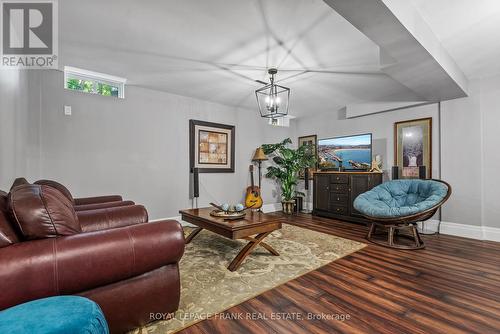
[353,179,449,218]
[0,296,109,334]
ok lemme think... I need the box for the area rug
[131,224,366,334]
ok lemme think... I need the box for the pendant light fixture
[255,68,290,119]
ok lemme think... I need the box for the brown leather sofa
[0,182,185,333]
[13,178,136,212]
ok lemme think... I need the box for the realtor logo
[1,0,58,69]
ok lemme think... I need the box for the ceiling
[59,0,424,117]
[59,0,497,117]
[411,0,500,80]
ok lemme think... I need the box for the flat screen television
[318,133,372,170]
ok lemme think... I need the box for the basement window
[64,66,126,98]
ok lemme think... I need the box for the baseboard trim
[481,225,500,242]
[419,220,500,242]
[262,202,313,213]
[262,203,281,213]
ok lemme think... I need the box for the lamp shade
[252,147,268,162]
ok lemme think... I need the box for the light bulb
[276,97,281,104]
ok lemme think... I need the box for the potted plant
[262,138,316,214]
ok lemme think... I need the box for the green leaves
[66,79,119,98]
[262,138,292,155]
[261,138,317,201]
[272,156,284,165]
[265,166,285,179]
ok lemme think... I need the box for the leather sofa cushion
[74,195,123,206]
[74,200,135,212]
[34,180,75,204]
[9,185,81,240]
[78,204,148,233]
[0,190,20,248]
[10,178,29,191]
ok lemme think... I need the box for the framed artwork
[394,117,432,178]
[189,120,235,173]
[298,134,317,179]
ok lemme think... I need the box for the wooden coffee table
[179,208,283,271]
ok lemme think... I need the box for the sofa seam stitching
[39,186,58,235]
[53,238,60,294]
[125,228,136,277]
[10,195,25,236]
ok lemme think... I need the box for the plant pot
[282,200,295,214]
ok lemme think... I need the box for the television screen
[318,133,372,170]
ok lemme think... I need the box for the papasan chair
[354,179,451,250]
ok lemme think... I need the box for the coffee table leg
[228,232,276,271]
[242,236,280,256]
[185,227,203,244]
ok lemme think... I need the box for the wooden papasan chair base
[354,179,451,250]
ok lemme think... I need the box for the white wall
[0,71,41,190]
[440,75,500,230]
[0,71,23,190]
[478,75,500,229]
[34,70,293,219]
[441,83,482,227]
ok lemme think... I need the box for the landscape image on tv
[318,134,372,170]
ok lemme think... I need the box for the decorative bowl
[209,210,246,220]
[209,202,254,220]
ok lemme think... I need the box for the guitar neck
[250,167,255,188]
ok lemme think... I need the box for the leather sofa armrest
[77,205,148,232]
[74,195,123,206]
[74,200,135,212]
[0,220,185,310]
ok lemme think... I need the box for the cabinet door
[350,175,371,217]
[370,173,383,188]
[314,175,330,211]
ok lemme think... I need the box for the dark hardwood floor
[179,214,500,334]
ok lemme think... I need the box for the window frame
[64,66,126,99]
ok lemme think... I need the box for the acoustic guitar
[245,165,263,209]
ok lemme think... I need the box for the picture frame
[298,134,317,179]
[394,117,432,178]
[189,120,235,173]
